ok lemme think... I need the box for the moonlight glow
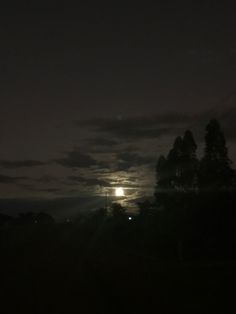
[115,187,125,197]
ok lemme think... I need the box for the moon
[115,187,125,197]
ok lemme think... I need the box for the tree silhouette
[155,155,168,189]
[181,130,198,190]
[36,212,55,224]
[0,213,14,226]
[155,131,198,201]
[167,136,184,190]
[110,202,126,218]
[155,155,170,209]
[199,119,235,189]
[17,212,36,224]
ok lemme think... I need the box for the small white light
[128,217,132,221]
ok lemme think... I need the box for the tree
[155,155,169,208]
[0,213,14,226]
[155,155,168,189]
[110,202,126,218]
[167,136,184,190]
[17,212,36,224]
[138,199,155,217]
[155,136,185,210]
[181,130,198,190]
[199,119,235,189]
[36,212,55,224]
[154,130,199,217]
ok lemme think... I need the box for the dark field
[1,224,235,314]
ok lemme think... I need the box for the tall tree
[167,136,184,190]
[156,136,189,193]
[181,130,198,190]
[155,136,184,208]
[200,119,235,188]
[155,130,199,207]
[155,155,169,208]
[155,155,168,189]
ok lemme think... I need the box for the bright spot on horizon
[115,187,125,197]
[128,217,132,221]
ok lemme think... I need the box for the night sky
[0,2,236,219]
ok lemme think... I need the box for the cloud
[79,109,236,144]
[55,150,99,169]
[35,175,57,183]
[67,175,110,187]
[36,188,62,193]
[115,152,155,171]
[78,113,191,140]
[86,137,119,147]
[0,175,26,184]
[0,160,46,169]
[117,152,155,164]
[19,183,63,194]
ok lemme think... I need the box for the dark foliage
[152,119,236,260]
[199,119,235,188]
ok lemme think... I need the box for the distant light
[128,217,132,221]
[115,187,125,197]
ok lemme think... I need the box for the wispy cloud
[0,174,26,183]
[54,150,100,169]
[85,137,119,147]
[77,113,192,140]
[114,152,155,171]
[67,175,110,187]
[0,160,46,169]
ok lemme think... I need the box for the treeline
[0,212,54,226]
[139,119,236,259]
[155,119,235,195]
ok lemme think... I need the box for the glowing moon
[115,187,125,197]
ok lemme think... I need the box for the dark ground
[0,224,236,314]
